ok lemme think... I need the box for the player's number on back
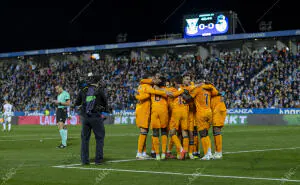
[154,95,161,101]
[204,93,208,106]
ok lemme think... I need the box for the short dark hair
[142,72,154,79]
[158,76,167,87]
[174,75,182,84]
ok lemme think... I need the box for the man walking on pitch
[2,100,13,132]
[53,85,71,149]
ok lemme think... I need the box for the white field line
[52,166,300,183]
[59,159,141,167]
[223,147,300,154]
[53,146,300,168]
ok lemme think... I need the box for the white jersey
[3,103,13,117]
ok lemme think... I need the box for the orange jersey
[135,82,166,117]
[135,83,152,128]
[165,87,176,110]
[189,84,219,111]
[201,84,219,96]
[135,84,151,108]
[171,87,188,111]
[149,87,169,129]
[150,88,168,110]
[211,95,227,127]
[182,84,196,110]
[201,83,225,111]
[211,95,227,112]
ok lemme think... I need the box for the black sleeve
[98,89,108,108]
[75,91,83,106]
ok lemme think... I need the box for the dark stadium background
[0,0,298,53]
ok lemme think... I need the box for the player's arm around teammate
[204,83,226,159]
[135,76,152,159]
[135,75,169,159]
[168,76,189,159]
[188,84,215,160]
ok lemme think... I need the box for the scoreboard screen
[183,12,232,38]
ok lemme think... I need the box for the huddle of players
[135,72,226,160]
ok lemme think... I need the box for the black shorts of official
[56,108,68,123]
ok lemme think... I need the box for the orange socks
[171,135,183,151]
[183,136,189,152]
[161,135,167,154]
[137,133,147,153]
[152,136,160,154]
[151,136,155,153]
[168,137,174,152]
[214,135,222,153]
[189,141,194,155]
[201,136,212,155]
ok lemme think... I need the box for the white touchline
[107,159,142,163]
[52,166,300,183]
[55,159,141,167]
[223,147,300,154]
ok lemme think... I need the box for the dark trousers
[80,115,105,164]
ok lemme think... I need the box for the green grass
[0,125,300,185]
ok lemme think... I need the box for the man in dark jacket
[75,73,110,165]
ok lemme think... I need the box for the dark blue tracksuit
[80,114,105,164]
[75,84,108,164]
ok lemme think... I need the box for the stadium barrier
[0,29,299,58]
[14,116,81,125]
[10,108,300,125]
[112,109,300,125]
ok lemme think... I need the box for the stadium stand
[0,41,299,111]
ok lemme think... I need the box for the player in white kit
[3,100,13,132]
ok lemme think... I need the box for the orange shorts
[169,109,188,131]
[212,110,226,127]
[136,106,150,129]
[136,112,150,129]
[150,108,169,129]
[196,109,212,131]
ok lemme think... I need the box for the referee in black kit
[75,72,110,165]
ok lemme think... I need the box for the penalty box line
[52,165,300,183]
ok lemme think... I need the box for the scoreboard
[183,11,236,38]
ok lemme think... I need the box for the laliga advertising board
[18,116,80,125]
[112,109,300,125]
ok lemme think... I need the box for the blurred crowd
[0,47,299,112]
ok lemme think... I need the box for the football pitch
[0,125,300,185]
